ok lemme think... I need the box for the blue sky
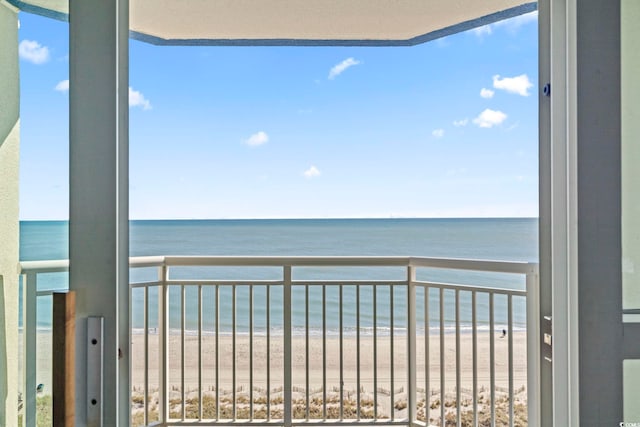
[17,11,538,220]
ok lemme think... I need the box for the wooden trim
[53,291,76,427]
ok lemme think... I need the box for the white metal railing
[19,256,539,427]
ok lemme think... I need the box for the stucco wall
[0,2,20,425]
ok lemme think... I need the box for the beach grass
[129,386,527,427]
[17,395,51,427]
[20,384,528,426]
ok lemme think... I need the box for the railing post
[23,272,38,427]
[283,266,292,427]
[157,264,169,424]
[407,265,417,425]
[143,284,149,426]
[526,270,541,427]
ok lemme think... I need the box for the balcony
[19,256,539,427]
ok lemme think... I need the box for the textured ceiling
[11,0,536,46]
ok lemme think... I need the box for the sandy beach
[31,330,527,389]
[127,331,528,392]
[23,328,528,427]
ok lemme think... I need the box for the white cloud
[472,25,492,37]
[495,11,538,33]
[328,58,361,80]
[473,109,507,128]
[480,88,495,99]
[303,165,321,178]
[471,11,537,38]
[129,87,152,110]
[493,74,533,96]
[19,40,50,64]
[245,131,269,147]
[54,79,69,92]
[453,118,469,127]
[435,37,451,48]
[432,129,445,138]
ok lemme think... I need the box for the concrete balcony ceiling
[12,0,536,45]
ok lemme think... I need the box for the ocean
[20,218,538,332]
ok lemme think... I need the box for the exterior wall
[576,0,623,425]
[0,2,20,425]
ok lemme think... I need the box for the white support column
[69,0,129,424]
[0,2,20,426]
[538,0,582,424]
[537,0,554,424]
[549,0,576,425]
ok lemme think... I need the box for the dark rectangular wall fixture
[53,291,76,427]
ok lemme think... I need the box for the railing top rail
[408,256,538,275]
[163,255,410,267]
[413,279,528,296]
[20,255,538,275]
[129,255,165,268]
[164,255,538,274]
[19,259,69,273]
